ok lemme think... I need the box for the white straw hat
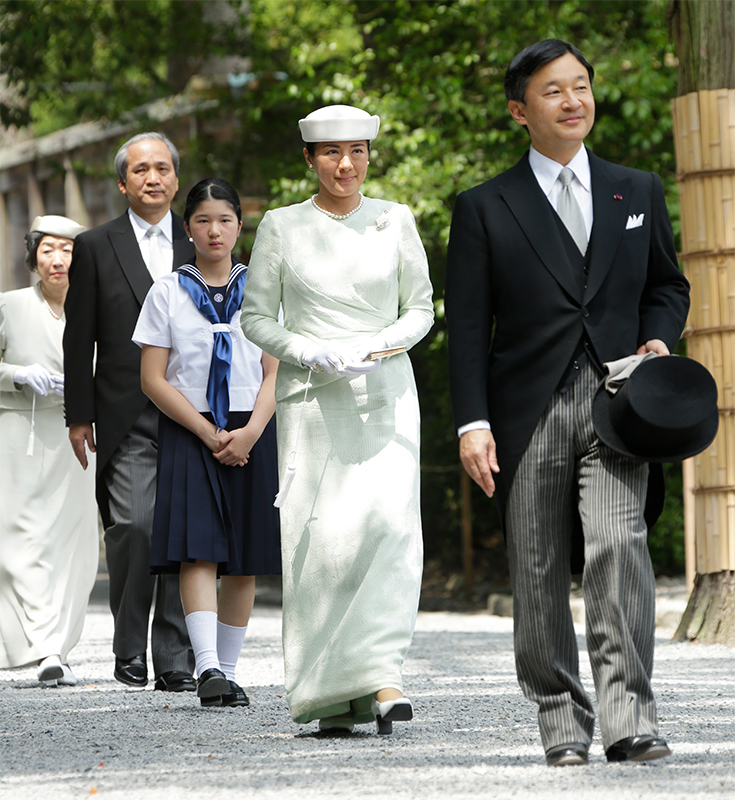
[299,105,380,143]
[30,215,86,240]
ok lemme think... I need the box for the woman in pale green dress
[240,105,434,734]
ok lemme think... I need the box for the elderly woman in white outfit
[0,215,98,686]
[241,105,434,734]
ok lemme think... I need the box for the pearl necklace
[43,297,61,320]
[38,286,62,320]
[311,193,363,220]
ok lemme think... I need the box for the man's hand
[69,421,96,471]
[459,428,500,498]
[637,339,669,356]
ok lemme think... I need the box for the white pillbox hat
[299,105,380,143]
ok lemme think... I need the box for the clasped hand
[14,363,64,396]
[203,424,255,467]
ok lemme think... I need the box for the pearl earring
[309,164,313,170]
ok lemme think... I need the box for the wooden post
[683,457,696,591]
[63,154,91,228]
[673,89,735,578]
[460,468,474,601]
[27,170,45,221]
[0,193,8,293]
[672,87,735,644]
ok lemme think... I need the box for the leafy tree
[0,0,247,134]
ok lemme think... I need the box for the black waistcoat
[552,213,601,392]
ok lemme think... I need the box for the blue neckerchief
[177,261,248,429]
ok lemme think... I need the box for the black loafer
[545,742,589,767]
[606,735,672,763]
[154,670,196,692]
[201,680,250,708]
[114,654,148,688]
[196,668,229,698]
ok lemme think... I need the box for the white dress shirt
[528,144,593,239]
[132,272,265,413]
[457,146,594,437]
[127,208,175,280]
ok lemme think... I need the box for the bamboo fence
[672,89,735,575]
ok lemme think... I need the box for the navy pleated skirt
[150,411,281,576]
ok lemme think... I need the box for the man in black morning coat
[63,133,195,690]
[445,40,689,766]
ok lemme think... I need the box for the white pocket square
[626,213,645,230]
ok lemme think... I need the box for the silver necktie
[146,225,166,279]
[557,167,588,255]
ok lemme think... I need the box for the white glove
[353,336,391,361]
[13,364,53,396]
[300,341,349,374]
[334,341,384,376]
[337,357,382,376]
[50,373,65,397]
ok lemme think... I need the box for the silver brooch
[213,293,224,303]
[375,210,391,231]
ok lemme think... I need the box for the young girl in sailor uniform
[133,178,280,708]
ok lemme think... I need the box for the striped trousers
[103,403,193,675]
[505,361,659,752]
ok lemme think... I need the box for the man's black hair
[504,39,594,103]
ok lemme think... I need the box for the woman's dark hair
[504,39,594,103]
[305,140,371,156]
[184,178,242,225]
[23,231,46,271]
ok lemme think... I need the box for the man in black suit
[64,132,195,690]
[445,41,689,766]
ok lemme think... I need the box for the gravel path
[1,585,734,799]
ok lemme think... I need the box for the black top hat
[592,355,719,463]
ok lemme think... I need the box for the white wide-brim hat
[30,215,86,240]
[299,104,380,143]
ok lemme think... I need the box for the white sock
[185,611,220,676]
[217,621,248,682]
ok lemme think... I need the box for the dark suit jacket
[63,211,195,487]
[445,149,690,523]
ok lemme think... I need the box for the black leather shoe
[606,735,672,763]
[154,671,196,692]
[545,742,590,767]
[201,680,250,708]
[114,654,148,688]
[196,668,229,698]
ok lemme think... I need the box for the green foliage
[0,0,248,133]
[0,0,686,578]
[242,0,682,575]
[649,463,686,574]
[2,0,164,130]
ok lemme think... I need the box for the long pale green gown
[241,197,434,724]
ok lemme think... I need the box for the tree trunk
[670,0,735,646]
[669,0,735,93]
[673,571,735,645]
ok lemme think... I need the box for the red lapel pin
[614,194,623,200]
